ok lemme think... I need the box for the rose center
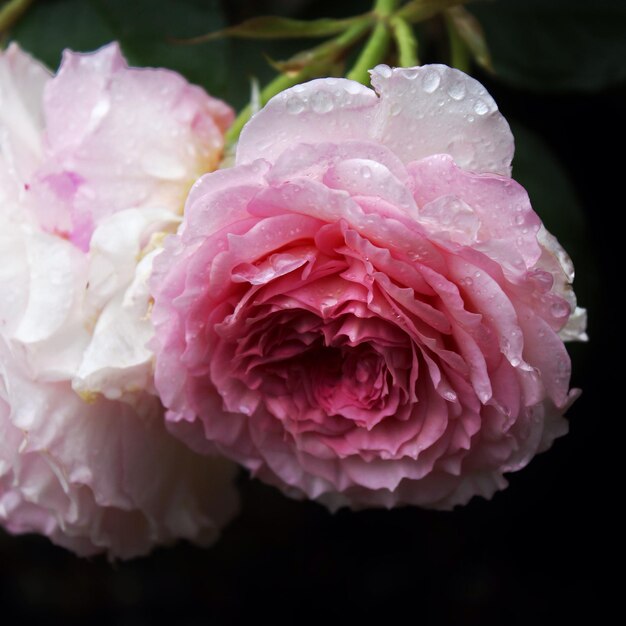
[303,345,389,425]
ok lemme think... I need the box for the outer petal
[236,78,378,166]
[0,43,51,194]
[73,250,159,403]
[369,64,514,175]
[32,42,233,245]
[0,219,89,379]
[237,64,513,175]
[0,338,239,560]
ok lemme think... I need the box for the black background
[1,0,621,623]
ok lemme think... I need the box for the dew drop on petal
[473,99,489,116]
[421,69,441,94]
[390,102,402,116]
[286,96,305,114]
[311,91,333,114]
[551,301,571,318]
[447,81,466,101]
[375,64,393,79]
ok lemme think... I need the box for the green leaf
[510,122,596,311]
[9,0,228,93]
[470,0,626,92]
[8,0,304,109]
[179,14,370,44]
[270,20,372,73]
[8,0,117,67]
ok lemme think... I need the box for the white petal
[13,228,86,345]
[369,64,514,175]
[237,65,514,175]
[74,251,159,402]
[559,306,588,342]
[0,43,50,186]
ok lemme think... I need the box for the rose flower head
[151,64,586,510]
[0,43,238,558]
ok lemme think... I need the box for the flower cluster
[0,43,237,559]
[0,42,585,557]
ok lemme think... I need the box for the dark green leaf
[9,0,228,94]
[179,14,369,44]
[470,0,626,92]
[8,0,304,109]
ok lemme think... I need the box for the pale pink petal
[33,42,233,243]
[237,78,377,166]
[369,64,514,175]
[0,44,51,188]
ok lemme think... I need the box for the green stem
[226,17,373,147]
[345,0,400,85]
[0,0,34,33]
[446,12,470,72]
[390,15,418,67]
[225,67,316,146]
[276,17,373,73]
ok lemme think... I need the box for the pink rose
[151,65,586,510]
[0,44,238,557]
[4,41,232,250]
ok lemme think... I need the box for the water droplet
[390,102,402,116]
[528,270,553,292]
[467,115,475,123]
[446,139,475,164]
[286,96,305,114]
[375,64,393,79]
[510,357,521,367]
[447,81,466,100]
[421,69,441,93]
[360,165,372,179]
[90,98,110,124]
[311,91,333,114]
[473,99,489,116]
[551,301,571,318]
[515,214,525,226]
